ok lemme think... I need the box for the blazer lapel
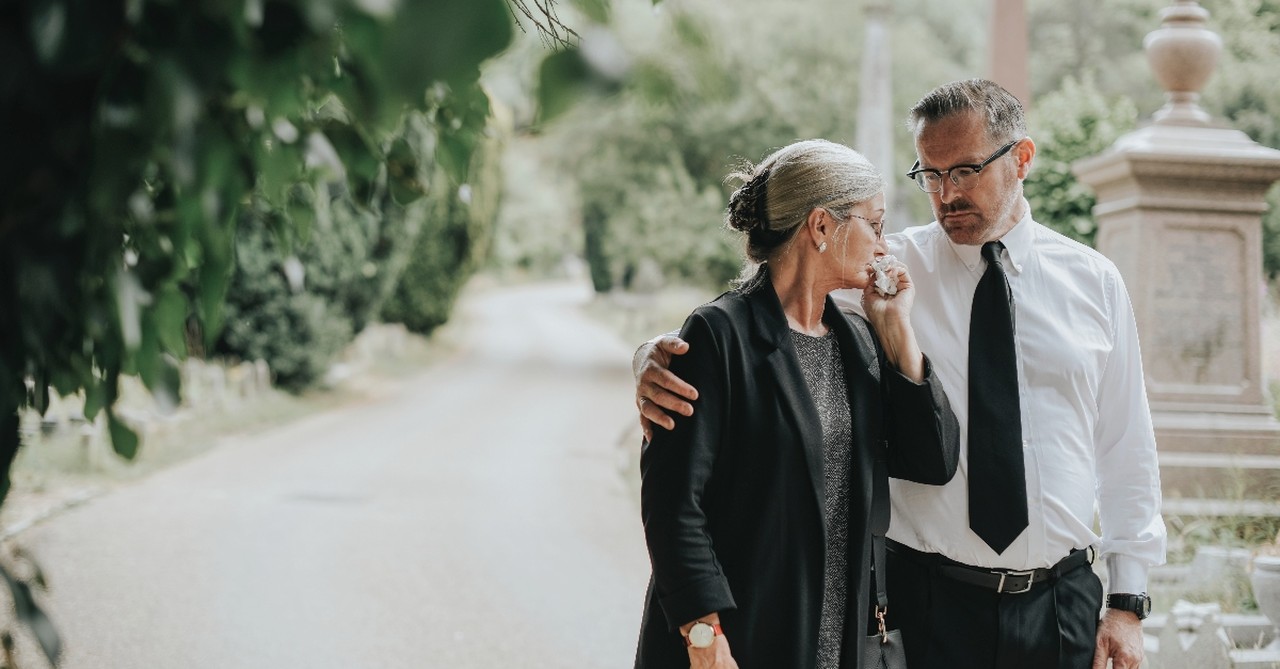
[745,272,828,532]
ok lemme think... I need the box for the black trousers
[885,544,1103,669]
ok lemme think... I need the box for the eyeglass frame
[823,207,885,240]
[904,138,1023,194]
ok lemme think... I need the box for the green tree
[0,1,554,659]
[556,0,877,293]
[1024,76,1139,245]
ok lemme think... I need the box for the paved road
[20,280,652,668]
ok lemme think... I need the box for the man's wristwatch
[684,621,724,649]
[1107,593,1152,620]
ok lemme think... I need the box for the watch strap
[1106,593,1151,620]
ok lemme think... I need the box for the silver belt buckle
[996,569,1037,594]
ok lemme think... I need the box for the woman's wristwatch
[684,621,724,648]
[1106,593,1151,620]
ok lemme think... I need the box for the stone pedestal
[1073,2,1280,467]
[1075,118,1280,457]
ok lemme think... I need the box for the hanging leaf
[536,46,592,124]
[84,376,105,421]
[386,136,425,204]
[0,561,61,665]
[152,285,189,356]
[106,410,139,460]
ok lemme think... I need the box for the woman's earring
[818,241,828,253]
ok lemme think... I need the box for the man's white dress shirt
[832,205,1167,594]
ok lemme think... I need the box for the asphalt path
[19,280,652,668]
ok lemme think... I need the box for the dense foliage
[1023,77,1139,245]
[0,0,512,481]
[540,0,1280,293]
[556,1,872,293]
[382,125,506,335]
[0,1,521,660]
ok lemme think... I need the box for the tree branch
[506,0,580,48]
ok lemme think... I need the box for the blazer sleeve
[882,354,960,485]
[639,310,737,630]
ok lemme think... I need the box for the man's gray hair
[906,79,1027,144]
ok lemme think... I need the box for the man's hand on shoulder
[634,335,698,441]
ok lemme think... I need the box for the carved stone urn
[1143,0,1222,125]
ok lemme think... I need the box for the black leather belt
[887,538,1094,595]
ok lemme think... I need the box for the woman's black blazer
[635,271,959,669]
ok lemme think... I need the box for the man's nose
[937,175,962,204]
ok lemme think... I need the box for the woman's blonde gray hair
[726,139,884,265]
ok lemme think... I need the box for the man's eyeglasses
[905,139,1022,194]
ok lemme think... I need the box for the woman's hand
[861,257,914,326]
[861,260,925,382]
[680,615,738,669]
[687,636,739,669]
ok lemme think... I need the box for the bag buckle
[875,605,889,643]
[996,569,1037,594]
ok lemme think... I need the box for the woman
[634,140,959,669]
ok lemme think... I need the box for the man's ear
[1015,137,1037,180]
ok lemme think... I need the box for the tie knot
[982,241,1004,266]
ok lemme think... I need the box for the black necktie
[968,241,1028,554]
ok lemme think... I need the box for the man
[633,79,1165,669]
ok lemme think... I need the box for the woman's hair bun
[726,166,767,233]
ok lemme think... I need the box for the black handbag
[863,457,908,669]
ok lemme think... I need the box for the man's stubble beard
[936,176,1024,246]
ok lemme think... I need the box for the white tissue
[871,255,899,296]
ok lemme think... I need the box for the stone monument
[1073,2,1280,488]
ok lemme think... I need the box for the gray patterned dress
[789,328,853,669]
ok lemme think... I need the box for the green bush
[213,106,452,390]
[382,130,505,335]
[216,205,355,391]
[1265,184,1280,280]
[1024,76,1139,246]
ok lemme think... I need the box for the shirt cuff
[1106,553,1150,594]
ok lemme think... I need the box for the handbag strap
[855,310,892,638]
[871,458,889,610]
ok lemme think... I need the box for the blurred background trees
[497,0,1280,293]
[0,0,540,507]
[7,0,1280,497]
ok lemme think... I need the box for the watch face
[688,623,716,648]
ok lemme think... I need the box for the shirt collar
[943,199,1033,275]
